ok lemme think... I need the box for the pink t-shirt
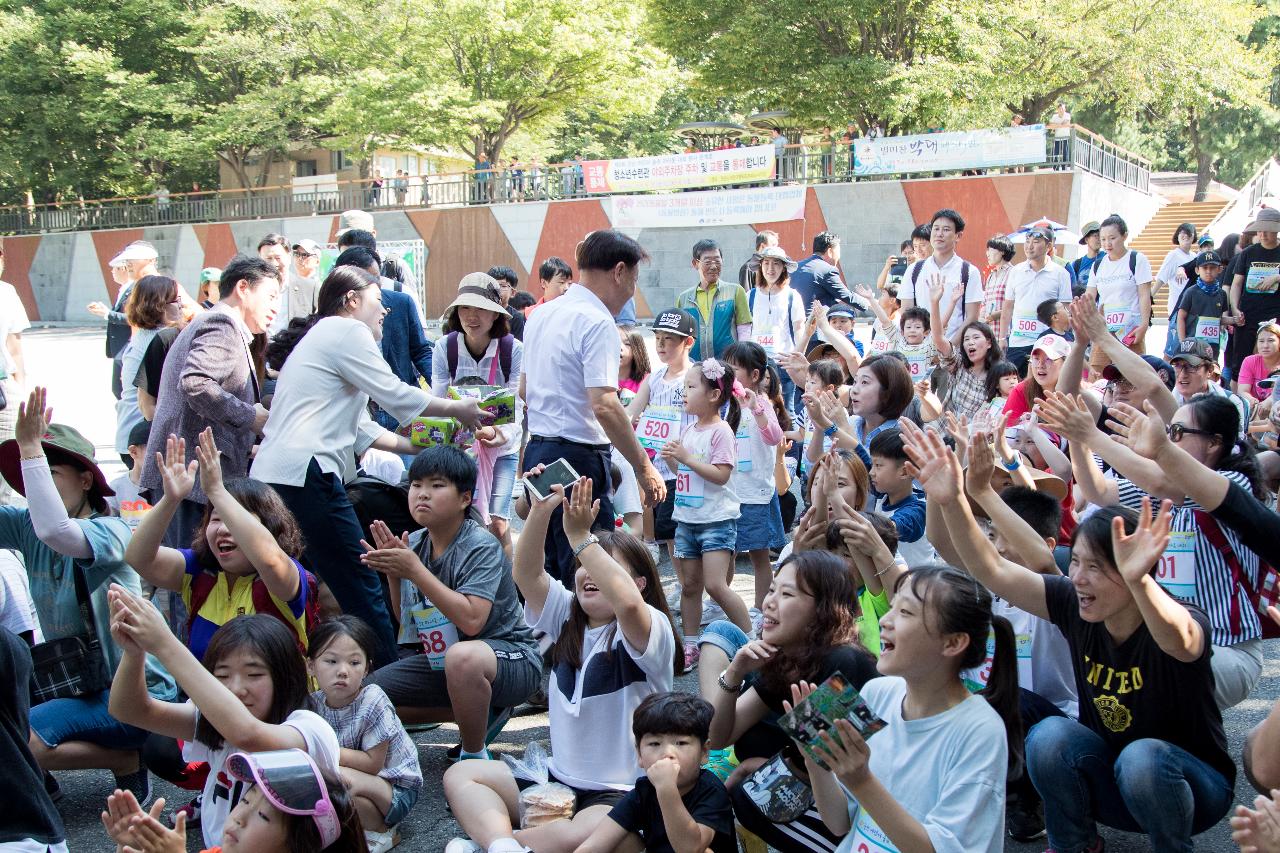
[671,420,740,524]
[1002,380,1035,422]
[1238,354,1277,400]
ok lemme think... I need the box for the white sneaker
[701,599,727,626]
[365,829,399,853]
[645,540,662,566]
[666,580,682,609]
[443,840,482,853]
[749,607,764,637]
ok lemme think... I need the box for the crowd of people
[6,200,1280,853]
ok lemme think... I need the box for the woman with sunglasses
[1039,390,1267,710]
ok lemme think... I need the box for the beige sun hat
[443,272,506,319]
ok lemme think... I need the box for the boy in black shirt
[1176,250,1229,359]
[574,692,735,853]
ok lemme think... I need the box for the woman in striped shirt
[1041,391,1265,710]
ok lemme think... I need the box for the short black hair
[1100,214,1128,237]
[408,446,477,497]
[813,231,840,254]
[631,692,714,745]
[998,485,1062,541]
[487,266,518,288]
[1036,298,1064,326]
[307,615,378,664]
[869,427,907,461]
[899,239,913,252]
[910,223,932,242]
[538,256,573,282]
[691,238,721,261]
[900,305,931,331]
[577,230,649,273]
[986,236,1015,262]
[806,358,845,387]
[755,230,779,250]
[337,228,377,251]
[510,291,536,311]
[931,208,966,233]
[257,233,288,251]
[334,246,380,273]
[219,254,279,300]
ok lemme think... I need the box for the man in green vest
[675,239,753,361]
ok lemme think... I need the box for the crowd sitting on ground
[8,202,1280,853]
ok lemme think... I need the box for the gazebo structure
[675,121,749,151]
[745,110,815,182]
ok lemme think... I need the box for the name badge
[753,331,777,357]
[1194,317,1220,344]
[735,423,753,472]
[674,463,706,509]
[851,806,900,853]
[1103,304,1133,336]
[1155,529,1196,599]
[1009,310,1043,347]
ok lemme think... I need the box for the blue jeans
[30,688,151,750]
[1026,716,1232,853]
[269,459,398,668]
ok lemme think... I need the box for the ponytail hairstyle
[984,360,1019,402]
[268,265,379,370]
[690,359,741,432]
[1186,394,1264,498]
[722,341,792,432]
[896,565,1022,778]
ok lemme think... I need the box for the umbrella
[1008,218,1079,244]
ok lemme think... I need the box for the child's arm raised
[966,436,1060,575]
[107,588,196,741]
[562,478,652,654]
[122,435,191,591]
[195,428,299,602]
[512,466,557,617]
[109,585,308,752]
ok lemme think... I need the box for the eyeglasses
[1103,379,1135,393]
[1172,361,1208,374]
[1167,423,1216,442]
[292,250,316,258]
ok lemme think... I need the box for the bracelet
[874,561,894,577]
[824,424,838,438]
[717,668,742,694]
[1003,456,1021,471]
[571,534,600,559]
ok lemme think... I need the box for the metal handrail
[0,125,1154,236]
[1204,157,1280,238]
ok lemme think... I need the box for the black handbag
[29,567,110,704]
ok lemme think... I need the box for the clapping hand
[101,789,168,850]
[359,520,424,580]
[108,584,180,655]
[902,426,964,504]
[1232,790,1280,853]
[156,435,198,502]
[1111,496,1174,588]
[660,437,689,467]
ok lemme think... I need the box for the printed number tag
[1155,529,1196,599]
[674,463,705,509]
[1194,318,1220,344]
[636,406,680,452]
[753,331,777,357]
[411,604,459,669]
[852,806,900,853]
[869,336,892,355]
[1245,265,1280,294]
[1010,311,1043,347]
[735,423,753,472]
[1103,304,1133,336]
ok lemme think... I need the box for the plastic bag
[501,741,576,829]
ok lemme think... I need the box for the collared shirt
[1005,260,1072,348]
[905,254,982,339]
[523,284,620,445]
[675,279,752,362]
[981,262,1012,325]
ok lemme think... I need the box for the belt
[530,435,611,452]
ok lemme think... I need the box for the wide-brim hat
[444,272,506,318]
[966,452,1068,518]
[1078,221,1101,244]
[108,241,158,267]
[1246,208,1280,233]
[0,423,113,501]
[758,246,798,272]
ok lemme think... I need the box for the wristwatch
[824,424,838,438]
[717,668,742,694]
[571,534,600,559]
[1003,456,1021,471]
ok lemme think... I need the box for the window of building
[296,159,319,177]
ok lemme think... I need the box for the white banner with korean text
[607,185,806,229]
[853,125,1047,176]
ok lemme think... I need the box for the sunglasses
[1166,423,1216,442]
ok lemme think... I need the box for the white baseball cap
[108,241,158,268]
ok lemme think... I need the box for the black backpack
[445,331,514,383]
[346,476,422,543]
[909,259,972,291]
[1090,250,1139,278]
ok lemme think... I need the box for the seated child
[574,692,735,853]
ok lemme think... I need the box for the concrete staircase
[1127,199,1228,316]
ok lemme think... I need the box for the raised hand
[1070,296,1106,342]
[1105,401,1171,460]
[561,477,599,541]
[108,584,180,655]
[1111,496,1174,587]
[813,718,873,789]
[122,809,186,853]
[1035,391,1097,444]
[927,274,946,306]
[15,387,51,454]
[853,283,874,302]
[817,390,849,431]
[522,464,564,518]
[967,429,997,495]
[156,435,198,502]
[194,428,225,498]
[100,789,167,849]
[943,411,971,461]
[903,427,963,504]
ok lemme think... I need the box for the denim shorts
[384,783,420,827]
[698,619,751,659]
[30,688,151,750]
[674,518,738,558]
[488,453,518,520]
[735,496,787,553]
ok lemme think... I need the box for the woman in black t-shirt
[913,425,1234,853]
[699,550,877,851]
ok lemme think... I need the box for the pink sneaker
[684,643,700,669]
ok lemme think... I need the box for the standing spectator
[738,230,779,289]
[1084,214,1154,377]
[195,267,221,309]
[675,239,753,361]
[114,276,184,464]
[521,230,665,587]
[790,231,861,317]
[1227,208,1280,382]
[819,126,835,178]
[285,238,322,323]
[1001,225,1073,373]
[1047,102,1072,166]
[336,210,420,310]
[337,227,425,322]
[486,265,526,340]
[901,209,982,342]
[0,241,29,503]
[154,185,170,220]
[532,256,573,312]
[88,241,158,399]
[139,255,279,549]
[981,235,1015,333]
[771,128,788,183]
[393,169,408,206]
[368,167,384,207]
[258,234,291,335]
[1155,223,1199,358]
[1068,221,1103,294]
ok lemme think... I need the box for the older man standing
[521,229,665,586]
[140,255,279,547]
[88,241,159,399]
[675,239,753,361]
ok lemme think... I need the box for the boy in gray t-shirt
[365,447,541,761]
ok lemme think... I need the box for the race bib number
[962,627,1032,692]
[1155,529,1196,599]
[1009,310,1043,347]
[1103,304,1133,336]
[753,330,777,357]
[735,423,753,472]
[674,464,705,509]
[851,807,900,853]
[1245,263,1280,294]
[636,405,680,452]
[411,604,459,669]
[899,344,931,378]
[869,336,892,355]
[1194,317,1220,344]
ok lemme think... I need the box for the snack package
[777,671,887,771]
[741,752,813,823]
[409,417,456,448]
[501,741,576,828]
[449,384,516,426]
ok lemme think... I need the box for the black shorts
[653,479,678,541]
[367,640,540,710]
[517,770,626,813]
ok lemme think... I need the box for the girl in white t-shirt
[107,593,340,851]
[797,565,1017,853]
[661,359,748,664]
[1084,215,1153,375]
[443,475,679,853]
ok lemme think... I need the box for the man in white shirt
[900,208,982,342]
[1001,225,1073,373]
[521,229,665,586]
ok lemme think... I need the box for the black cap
[1195,250,1223,267]
[1169,338,1216,366]
[651,308,696,338]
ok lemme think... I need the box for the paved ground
[28,323,1274,851]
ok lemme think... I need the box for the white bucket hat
[444,272,506,319]
[108,241,158,268]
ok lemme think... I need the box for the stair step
[1126,200,1230,316]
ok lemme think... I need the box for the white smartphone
[525,458,582,501]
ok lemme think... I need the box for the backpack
[446,331,514,383]
[748,287,801,345]
[1090,250,1139,278]
[1197,510,1280,640]
[347,476,423,546]
[185,567,322,654]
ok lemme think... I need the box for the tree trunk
[1187,108,1215,202]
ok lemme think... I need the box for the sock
[488,839,527,853]
[459,747,492,761]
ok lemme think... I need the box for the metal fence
[0,126,1151,236]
